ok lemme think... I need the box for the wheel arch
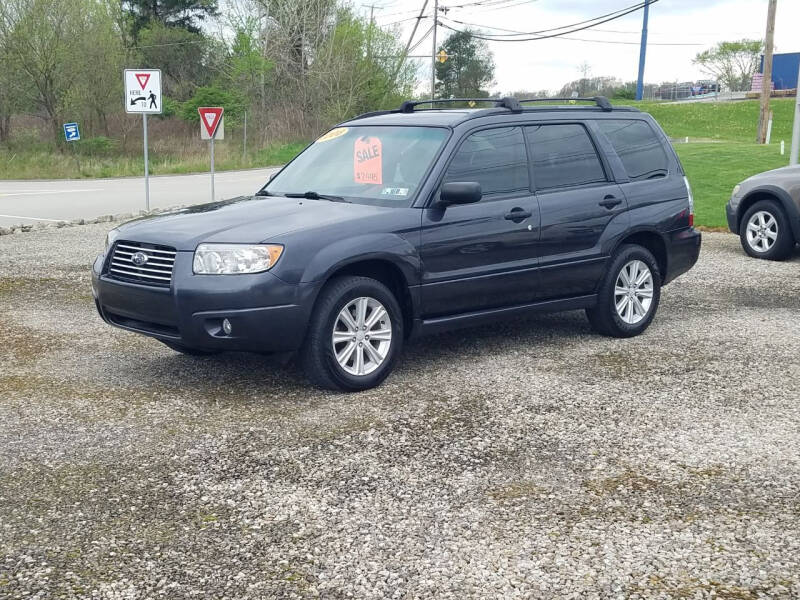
[738,186,800,241]
[304,253,418,340]
[612,229,668,283]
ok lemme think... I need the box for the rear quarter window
[597,119,669,181]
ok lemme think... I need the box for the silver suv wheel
[614,260,654,325]
[332,296,392,376]
[745,210,778,253]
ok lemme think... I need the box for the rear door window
[597,119,669,181]
[526,124,607,190]
[443,126,529,197]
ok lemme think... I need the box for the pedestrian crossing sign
[124,69,162,114]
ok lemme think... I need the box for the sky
[359,0,800,95]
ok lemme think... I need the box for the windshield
[264,125,449,206]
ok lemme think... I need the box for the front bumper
[663,227,702,285]
[725,202,738,234]
[92,252,318,352]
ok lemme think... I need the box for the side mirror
[439,181,482,207]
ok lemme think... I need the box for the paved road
[0,167,278,227]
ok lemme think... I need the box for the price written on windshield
[354,137,382,185]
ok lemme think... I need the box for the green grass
[0,141,307,180]
[635,98,796,143]
[675,142,790,228]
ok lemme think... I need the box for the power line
[409,25,434,52]
[439,13,700,45]
[444,1,657,38]
[471,0,541,11]
[438,0,660,42]
[441,0,531,9]
[381,15,430,26]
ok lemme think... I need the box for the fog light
[222,318,233,335]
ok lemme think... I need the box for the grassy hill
[631,99,794,228]
[637,98,796,143]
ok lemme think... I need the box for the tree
[0,23,31,142]
[310,9,415,123]
[693,39,763,92]
[135,22,215,100]
[63,1,125,136]
[249,0,415,138]
[179,85,246,124]
[557,75,625,98]
[123,0,219,36]
[435,29,495,99]
[0,0,119,145]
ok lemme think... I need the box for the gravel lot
[1,224,799,599]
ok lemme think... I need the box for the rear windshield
[265,125,449,206]
[597,119,669,181]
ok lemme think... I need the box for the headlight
[193,244,284,275]
[732,184,741,197]
[105,228,119,252]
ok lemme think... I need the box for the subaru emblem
[131,251,149,266]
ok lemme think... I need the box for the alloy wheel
[614,260,654,325]
[745,210,778,253]
[332,296,392,376]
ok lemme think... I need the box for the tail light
[683,176,695,227]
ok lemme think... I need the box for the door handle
[599,195,622,209]
[504,208,532,222]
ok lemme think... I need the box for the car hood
[743,164,800,184]
[114,196,392,250]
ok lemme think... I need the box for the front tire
[739,200,794,261]
[300,276,403,391]
[586,244,661,338]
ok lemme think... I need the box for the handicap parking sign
[63,122,80,142]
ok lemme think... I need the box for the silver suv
[726,165,800,260]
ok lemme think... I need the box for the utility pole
[758,0,778,144]
[365,4,380,59]
[385,0,429,103]
[790,58,800,165]
[635,0,650,101]
[431,0,438,100]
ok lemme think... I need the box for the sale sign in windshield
[354,137,382,185]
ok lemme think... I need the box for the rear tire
[300,276,403,392]
[586,244,661,338]
[739,199,794,261]
[161,341,220,356]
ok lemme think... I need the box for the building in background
[758,52,800,91]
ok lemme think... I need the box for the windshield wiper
[284,191,350,203]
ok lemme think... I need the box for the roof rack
[399,97,522,113]
[517,96,613,112]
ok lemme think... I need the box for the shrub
[179,86,246,125]
[75,136,118,156]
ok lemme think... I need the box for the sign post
[791,60,800,166]
[63,122,81,172]
[124,69,162,211]
[198,107,224,202]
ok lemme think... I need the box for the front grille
[108,241,176,286]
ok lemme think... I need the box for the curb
[0,206,185,237]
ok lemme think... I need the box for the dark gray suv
[93,97,701,391]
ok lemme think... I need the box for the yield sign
[135,73,151,89]
[198,107,224,138]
